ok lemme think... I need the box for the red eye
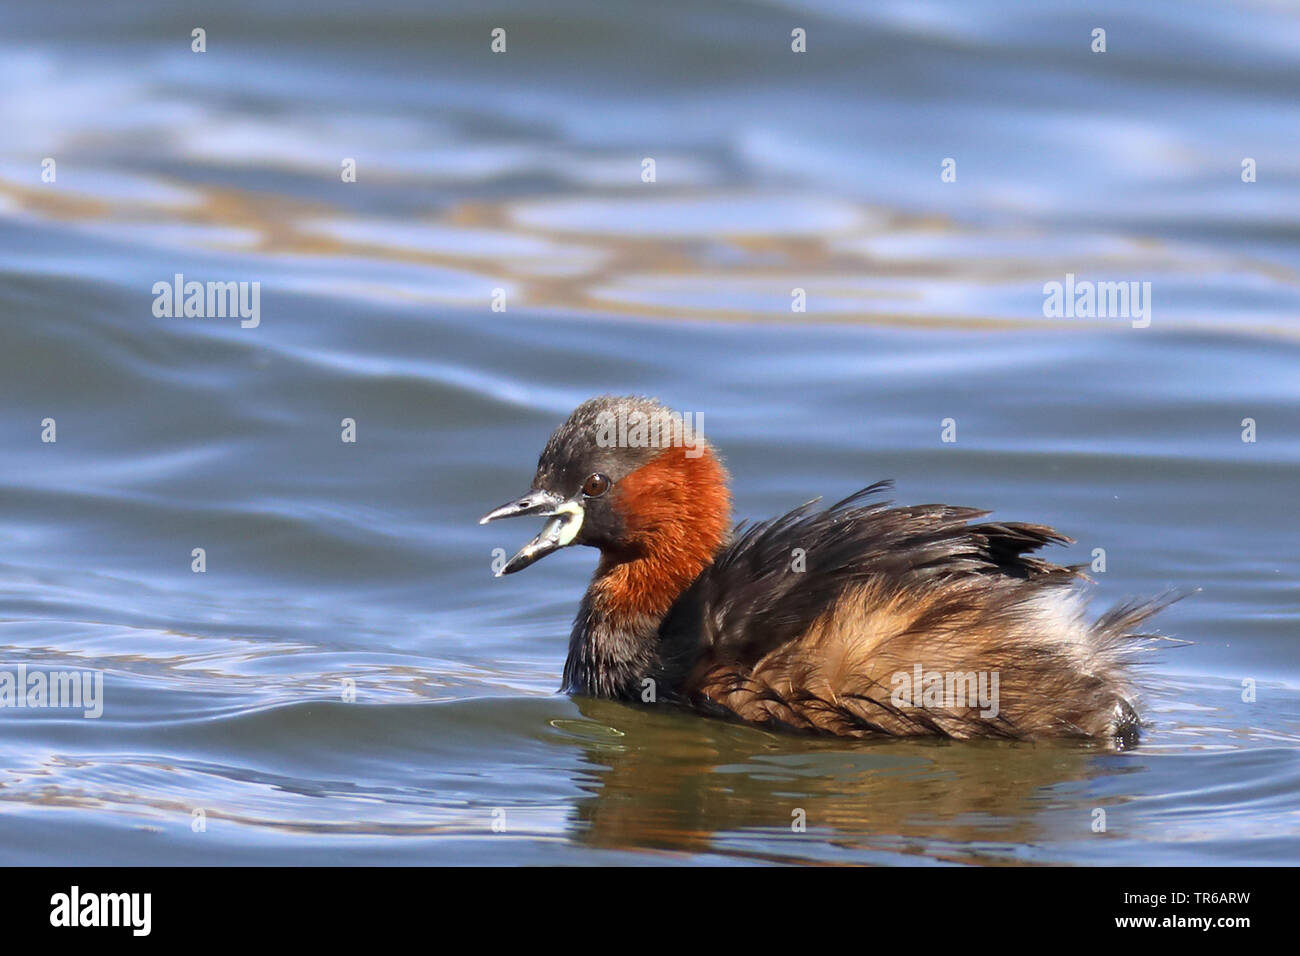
[582,473,610,497]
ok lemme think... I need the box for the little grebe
[481,396,1167,742]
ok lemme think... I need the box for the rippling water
[1,0,1298,865]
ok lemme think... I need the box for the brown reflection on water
[565,696,1114,864]
[6,172,1293,336]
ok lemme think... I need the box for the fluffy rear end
[690,579,1170,742]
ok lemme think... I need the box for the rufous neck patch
[592,445,731,622]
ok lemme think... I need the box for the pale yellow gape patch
[544,500,585,546]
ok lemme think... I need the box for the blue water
[0,0,1298,865]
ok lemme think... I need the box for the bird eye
[582,473,610,498]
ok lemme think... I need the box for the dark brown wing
[654,481,1080,691]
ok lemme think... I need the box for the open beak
[480,490,585,575]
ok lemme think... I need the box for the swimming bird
[481,395,1167,742]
